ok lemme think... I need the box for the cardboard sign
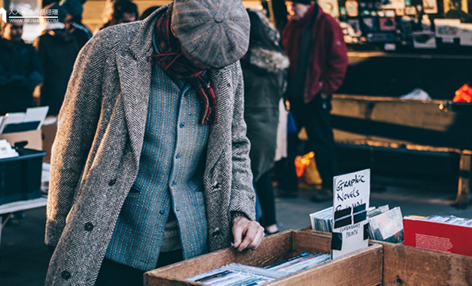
[412,31,437,49]
[459,23,472,46]
[434,19,461,41]
[423,0,438,13]
[331,169,370,259]
[381,0,405,9]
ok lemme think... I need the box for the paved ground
[1,171,471,286]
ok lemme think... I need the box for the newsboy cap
[171,0,250,68]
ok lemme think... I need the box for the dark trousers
[290,95,339,190]
[276,132,305,193]
[95,249,183,286]
[254,170,277,227]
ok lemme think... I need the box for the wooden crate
[377,241,472,286]
[303,227,472,285]
[144,230,383,286]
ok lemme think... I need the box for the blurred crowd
[0,0,148,115]
[0,0,348,236]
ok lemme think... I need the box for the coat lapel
[115,5,169,166]
[206,68,233,171]
[116,53,151,167]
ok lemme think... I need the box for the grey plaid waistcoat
[105,62,210,270]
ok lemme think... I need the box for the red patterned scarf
[149,9,217,125]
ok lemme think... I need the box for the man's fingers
[247,227,265,250]
[232,220,247,248]
[232,216,265,251]
[237,222,263,251]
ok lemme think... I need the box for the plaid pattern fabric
[149,9,217,124]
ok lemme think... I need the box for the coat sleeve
[45,34,108,247]
[229,62,256,222]
[320,19,348,95]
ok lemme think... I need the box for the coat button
[84,222,94,231]
[108,179,116,186]
[212,227,220,236]
[61,270,71,280]
[159,210,165,215]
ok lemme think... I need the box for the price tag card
[331,169,370,259]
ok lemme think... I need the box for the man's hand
[232,216,265,252]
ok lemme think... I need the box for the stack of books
[425,215,472,226]
[186,252,331,285]
[403,214,472,256]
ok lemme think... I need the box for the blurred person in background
[280,0,348,201]
[139,6,161,20]
[261,0,289,32]
[34,3,80,116]
[0,11,43,115]
[241,10,289,235]
[0,11,43,222]
[100,0,138,30]
[60,0,92,48]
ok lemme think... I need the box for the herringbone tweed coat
[45,6,255,285]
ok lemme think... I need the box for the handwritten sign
[332,169,370,259]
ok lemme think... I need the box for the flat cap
[172,0,250,68]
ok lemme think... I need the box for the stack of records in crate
[309,207,333,232]
[186,252,331,285]
[368,206,404,243]
[309,205,404,243]
[263,252,331,275]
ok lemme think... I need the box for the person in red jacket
[281,0,348,201]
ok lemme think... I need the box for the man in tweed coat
[45,1,264,285]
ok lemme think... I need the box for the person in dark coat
[34,3,81,116]
[0,12,43,115]
[280,0,348,201]
[139,6,161,20]
[241,10,289,235]
[60,0,92,49]
[100,0,139,30]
